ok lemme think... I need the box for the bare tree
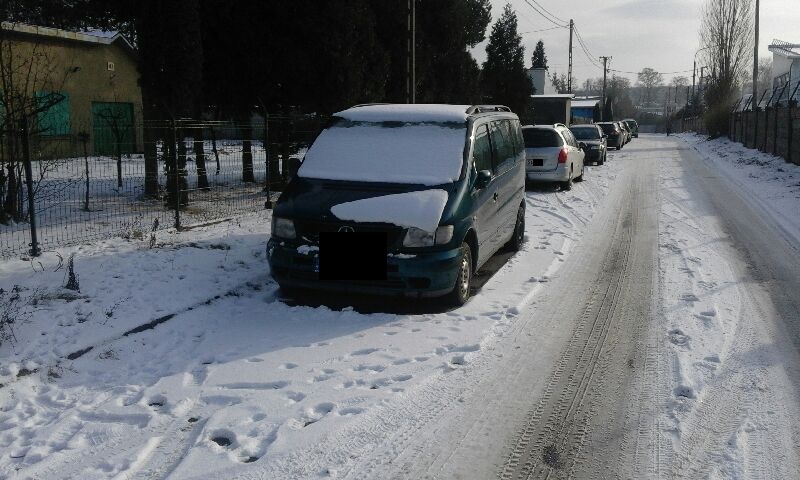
[637,68,664,105]
[0,22,73,224]
[94,106,129,188]
[699,0,753,109]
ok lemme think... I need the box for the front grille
[295,220,403,249]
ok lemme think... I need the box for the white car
[522,124,586,191]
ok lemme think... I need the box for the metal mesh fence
[0,116,327,257]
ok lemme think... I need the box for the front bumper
[526,164,570,182]
[267,239,461,298]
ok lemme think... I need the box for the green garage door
[92,102,135,155]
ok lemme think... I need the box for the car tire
[616,145,621,150]
[561,174,573,191]
[278,285,304,300]
[504,204,525,252]
[575,166,585,182]
[445,242,473,307]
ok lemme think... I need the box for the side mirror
[474,169,492,189]
[578,142,587,151]
[602,134,607,139]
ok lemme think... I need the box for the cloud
[601,0,698,20]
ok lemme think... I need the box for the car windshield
[298,119,467,186]
[523,129,562,148]
[598,123,618,133]
[570,127,600,140]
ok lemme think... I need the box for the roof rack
[350,103,392,108]
[466,105,512,114]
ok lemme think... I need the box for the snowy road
[2,135,800,479]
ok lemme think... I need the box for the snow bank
[335,104,470,123]
[299,123,467,186]
[677,133,800,243]
[331,190,449,232]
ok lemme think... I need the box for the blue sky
[470,0,800,85]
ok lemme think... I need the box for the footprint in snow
[668,329,690,348]
[350,348,379,356]
[680,293,700,302]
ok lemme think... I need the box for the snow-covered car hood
[330,189,449,232]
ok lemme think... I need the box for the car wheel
[575,166,585,182]
[445,242,473,307]
[278,285,304,300]
[561,171,573,191]
[504,204,525,252]
[616,145,621,150]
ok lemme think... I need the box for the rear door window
[522,129,563,148]
[490,120,515,170]
[472,124,493,173]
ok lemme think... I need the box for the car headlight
[272,217,296,239]
[403,226,453,247]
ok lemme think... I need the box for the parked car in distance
[617,121,631,145]
[267,104,527,307]
[522,123,586,191]
[569,124,607,165]
[622,118,639,138]
[596,122,624,150]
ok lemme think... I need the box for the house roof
[572,99,601,108]
[769,39,800,59]
[0,22,136,56]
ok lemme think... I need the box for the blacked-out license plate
[318,232,387,280]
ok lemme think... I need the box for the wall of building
[5,32,143,155]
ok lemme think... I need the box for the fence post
[171,119,181,231]
[263,113,272,209]
[20,119,39,257]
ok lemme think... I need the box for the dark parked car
[570,124,607,165]
[267,104,527,306]
[622,119,639,138]
[617,121,631,144]
[596,122,624,150]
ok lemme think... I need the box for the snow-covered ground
[0,154,621,479]
[676,133,800,243]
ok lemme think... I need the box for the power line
[520,0,569,28]
[573,27,603,70]
[519,26,564,35]
[609,68,696,75]
[527,0,569,26]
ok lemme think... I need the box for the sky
[470,0,800,87]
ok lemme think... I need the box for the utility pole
[567,19,574,93]
[752,0,760,145]
[599,56,611,121]
[406,0,416,104]
[699,66,706,107]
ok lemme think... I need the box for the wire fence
[0,116,327,258]
[674,80,800,165]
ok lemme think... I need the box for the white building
[528,67,556,96]
[768,39,800,91]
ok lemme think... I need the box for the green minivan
[267,104,526,306]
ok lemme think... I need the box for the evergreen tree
[481,4,532,115]
[531,40,547,69]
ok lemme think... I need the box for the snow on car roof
[335,104,472,123]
